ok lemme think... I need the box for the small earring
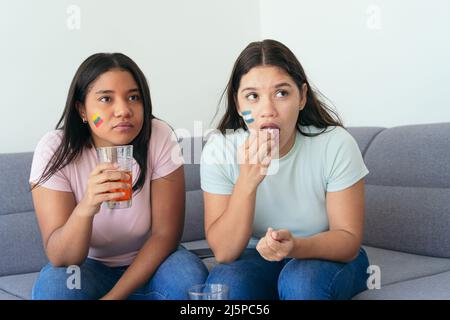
[82,118,87,123]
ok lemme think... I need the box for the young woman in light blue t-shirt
[200,39,370,300]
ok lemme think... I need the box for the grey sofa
[1,123,450,300]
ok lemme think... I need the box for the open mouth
[260,123,280,131]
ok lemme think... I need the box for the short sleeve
[325,128,369,192]
[29,131,72,192]
[200,134,235,195]
[150,120,184,180]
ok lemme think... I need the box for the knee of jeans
[206,262,253,288]
[278,259,333,300]
[150,248,209,299]
[32,264,87,300]
[207,263,234,282]
[279,258,324,281]
[165,248,209,281]
[206,264,224,284]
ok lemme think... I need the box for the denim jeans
[206,247,370,300]
[32,246,208,300]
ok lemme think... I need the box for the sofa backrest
[181,136,206,242]
[2,125,449,276]
[352,123,450,258]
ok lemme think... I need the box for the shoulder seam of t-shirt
[151,162,183,181]
[326,168,369,192]
[150,119,184,180]
[29,130,72,192]
[201,184,233,195]
[200,132,238,195]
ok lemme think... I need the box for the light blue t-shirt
[200,126,369,246]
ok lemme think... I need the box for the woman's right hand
[78,163,131,217]
[237,129,279,191]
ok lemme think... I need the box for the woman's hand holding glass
[78,163,131,216]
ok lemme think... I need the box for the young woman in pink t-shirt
[29,53,207,300]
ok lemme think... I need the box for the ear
[299,83,308,110]
[76,102,86,119]
[235,96,243,117]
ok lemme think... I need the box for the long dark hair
[217,39,342,135]
[33,53,154,193]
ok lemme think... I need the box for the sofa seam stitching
[379,269,450,288]
[364,183,450,190]
[0,287,24,300]
[362,128,385,157]
[0,210,35,216]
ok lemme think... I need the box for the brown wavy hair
[217,39,343,136]
[32,53,154,193]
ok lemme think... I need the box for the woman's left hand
[256,228,294,261]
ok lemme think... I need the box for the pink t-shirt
[29,119,183,267]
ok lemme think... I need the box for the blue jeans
[32,246,208,300]
[206,247,369,300]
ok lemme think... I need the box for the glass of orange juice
[96,145,133,209]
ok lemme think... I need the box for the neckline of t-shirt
[275,125,331,162]
[278,130,301,162]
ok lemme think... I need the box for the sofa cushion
[354,270,450,300]
[364,123,450,189]
[0,152,34,215]
[0,289,21,300]
[364,185,450,258]
[0,211,48,276]
[184,164,201,192]
[362,123,450,257]
[363,246,450,286]
[182,239,210,251]
[180,136,204,192]
[0,272,39,300]
[181,190,205,242]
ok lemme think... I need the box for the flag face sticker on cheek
[242,110,254,124]
[92,113,103,127]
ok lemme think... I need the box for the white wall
[260,0,450,127]
[3,0,450,153]
[0,0,260,153]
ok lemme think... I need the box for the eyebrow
[95,88,140,94]
[240,82,292,93]
[274,82,292,89]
